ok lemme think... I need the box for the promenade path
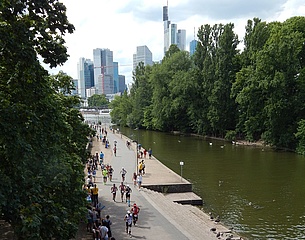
[79,128,242,240]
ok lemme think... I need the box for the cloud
[46,0,305,84]
[172,0,287,21]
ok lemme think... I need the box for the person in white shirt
[137,174,143,189]
[124,210,133,236]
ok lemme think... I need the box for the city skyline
[46,0,305,85]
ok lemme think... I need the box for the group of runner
[85,123,150,239]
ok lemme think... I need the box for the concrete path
[89,128,242,240]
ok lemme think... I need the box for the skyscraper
[163,3,186,54]
[113,62,119,93]
[77,58,94,98]
[190,39,198,56]
[118,75,126,93]
[163,5,170,54]
[133,45,153,71]
[93,48,114,94]
[177,29,186,51]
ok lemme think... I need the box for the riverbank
[76,127,244,239]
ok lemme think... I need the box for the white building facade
[133,45,153,71]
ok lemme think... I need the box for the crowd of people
[83,123,151,239]
[84,152,116,240]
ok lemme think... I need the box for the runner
[102,168,108,185]
[119,182,125,202]
[113,145,117,157]
[131,203,140,226]
[124,210,133,237]
[120,167,127,182]
[110,183,118,202]
[108,166,114,182]
[125,185,132,207]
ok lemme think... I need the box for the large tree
[0,1,91,239]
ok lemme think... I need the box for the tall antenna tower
[194,27,195,40]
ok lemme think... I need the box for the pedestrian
[143,149,147,158]
[86,206,93,233]
[92,168,97,182]
[119,182,125,202]
[124,210,133,237]
[111,184,118,202]
[98,221,109,240]
[138,161,143,175]
[91,184,99,206]
[102,215,112,238]
[132,172,137,186]
[126,140,131,149]
[148,148,152,159]
[92,208,99,229]
[137,174,143,190]
[141,160,145,175]
[125,185,132,207]
[96,202,105,220]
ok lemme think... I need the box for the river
[119,126,305,240]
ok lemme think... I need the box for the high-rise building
[163,3,186,54]
[163,5,170,54]
[113,62,119,93]
[118,75,126,93]
[177,29,186,51]
[77,58,94,98]
[190,39,198,56]
[133,45,153,71]
[86,87,96,98]
[72,79,78,96]
[93,48,114,94]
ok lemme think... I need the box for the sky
[47,0,305,85]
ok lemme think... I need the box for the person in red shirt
[131,203,140,226]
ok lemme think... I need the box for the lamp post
[180,161,184,182]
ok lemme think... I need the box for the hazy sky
[48,0,305,84]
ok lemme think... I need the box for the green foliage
[0,0,91,239]
[110,16,305,154]
[110,91,132,127]
[87,94,109,107]
[295,119,305,154]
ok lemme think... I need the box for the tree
[87,94,109,107]
[110,90,132,127]
[0,1,92,239]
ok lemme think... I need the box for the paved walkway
[87,128,242,240]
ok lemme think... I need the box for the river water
[119,126,305,240]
